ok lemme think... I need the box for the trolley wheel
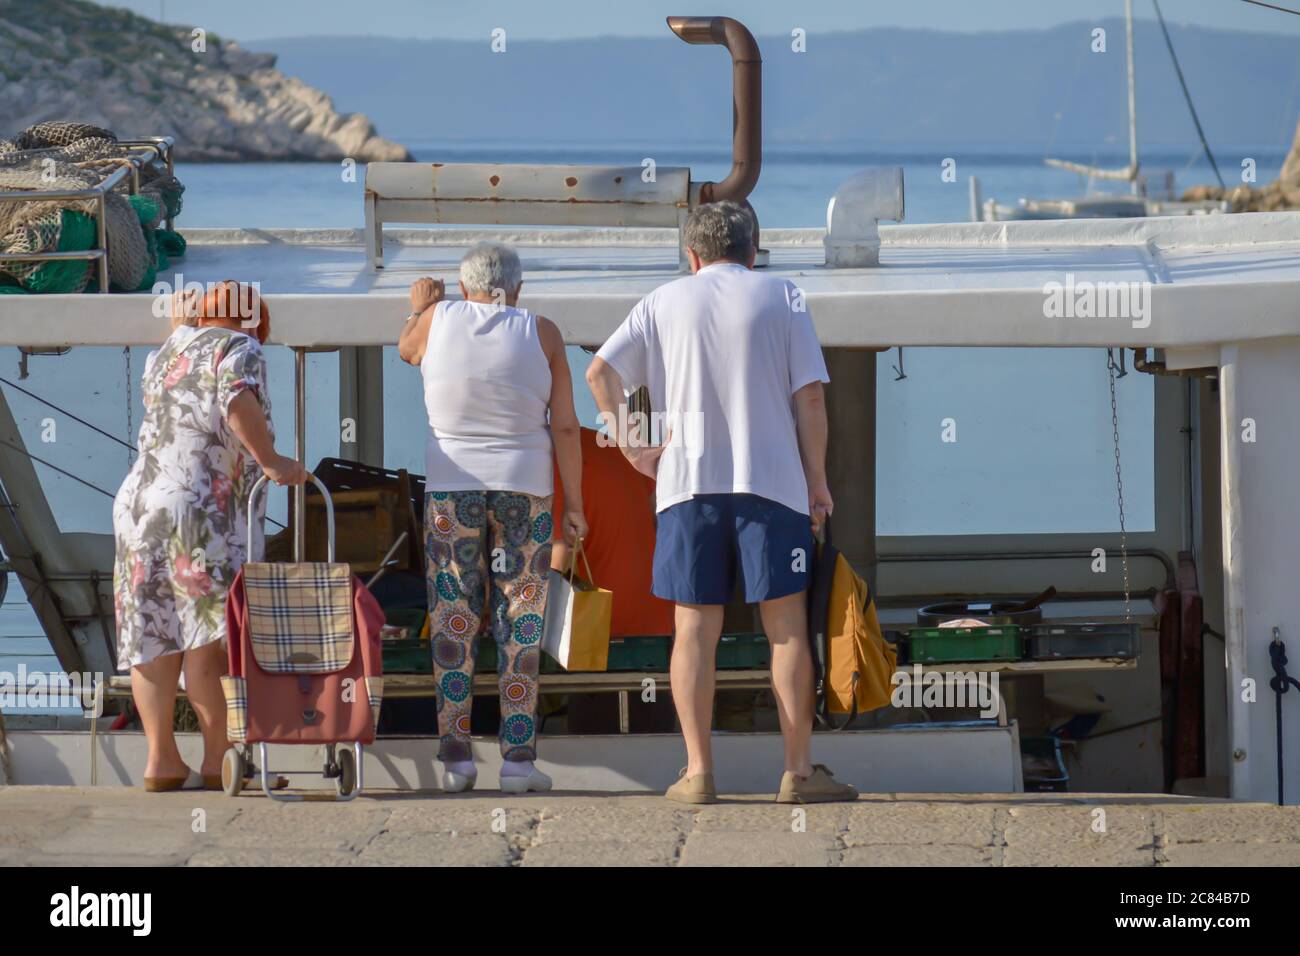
[336,746,357,797]
[222,748,246,797]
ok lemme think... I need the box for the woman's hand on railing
[409,277,445,314]
[169,288,199,329]
[562,509,589,544]
[262,455,309,487]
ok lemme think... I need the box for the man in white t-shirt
[587,200,857,805]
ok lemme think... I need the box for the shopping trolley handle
[247,473,335,562]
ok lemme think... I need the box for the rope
[0,403,287,535]
[1151,0,1225,188]
[0,375,135,451]
[1241,0,1300,15]
[0,436,121,499]
[1269,634,1300,805]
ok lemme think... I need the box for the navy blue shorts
[652,493,815,605]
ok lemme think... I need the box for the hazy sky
[95,0,1300,41]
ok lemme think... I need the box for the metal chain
[1107,349,1132,622]
[124,346,134,467]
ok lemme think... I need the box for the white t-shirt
[596,262,829,515]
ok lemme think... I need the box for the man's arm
[793,380,833,533]
[586,356,666,479]
[539,317,587,543]
[397,278,444,365]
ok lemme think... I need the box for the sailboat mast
[1125,0,1139,194]
[1043,0,1142,184]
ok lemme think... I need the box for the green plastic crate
[384,607,426,637]
[381,638,430,674]
[1027,622,1140,660]
[906,625,1024,664]
[606,636,671,671]
[381,628,768,675]
[716,633,770,669]
[381,638,554,675]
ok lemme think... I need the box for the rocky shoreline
[0,0,410,163]
[1181,119,1300,212]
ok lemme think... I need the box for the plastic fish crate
[380,608,428,673]
[715,632,770,669]
[906,626,1024,664]
[382,629,762,675]
[608,636,672,671]
[1027,622,1140,660]
[381,638,430,674]
[384,607,426,637]
[539,637,670,674]
[384,637,561,675]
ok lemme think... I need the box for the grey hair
[683,200,756,263]
[459,241,523,296]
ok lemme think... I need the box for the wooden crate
[305,486,407,575]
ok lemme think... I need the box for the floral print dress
[112,325,270,671]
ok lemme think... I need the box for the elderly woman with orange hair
[112,280,307,791]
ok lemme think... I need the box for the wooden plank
[103,657,1135,700]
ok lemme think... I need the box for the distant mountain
[254,19,1299,154]
[0,0,410,161]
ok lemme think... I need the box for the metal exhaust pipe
[667,16,762,206]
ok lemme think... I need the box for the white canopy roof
[4,212,1300,349]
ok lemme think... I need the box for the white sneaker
[442,767,477,793]
[500,766,552,793]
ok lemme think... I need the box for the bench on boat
[96,669,772,736]
[363,162,692,269]
[94,656,1138,731]
[86,658,1136,786]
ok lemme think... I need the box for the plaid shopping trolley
[220,475,384,801]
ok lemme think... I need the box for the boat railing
[0,136,175,294]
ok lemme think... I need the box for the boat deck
[3,785,1297,867]
[5,213,1300,349]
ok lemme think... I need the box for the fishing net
[14,122,116,150]
[0,122,186,293]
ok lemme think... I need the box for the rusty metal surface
[366,162,689,228]
[667,15,762,205]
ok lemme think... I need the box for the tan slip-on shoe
[143,769,203,792]
[776,764,859,804]
[665,768,718,805]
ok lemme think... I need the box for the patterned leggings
[425,490,554,763]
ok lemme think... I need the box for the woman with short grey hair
[398,241,587,794]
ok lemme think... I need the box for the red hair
[197,280,270,344]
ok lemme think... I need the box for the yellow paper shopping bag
[541,538,612,671]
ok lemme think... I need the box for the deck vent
[824,168,905,268]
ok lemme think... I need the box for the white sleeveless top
[420,300,554,497]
